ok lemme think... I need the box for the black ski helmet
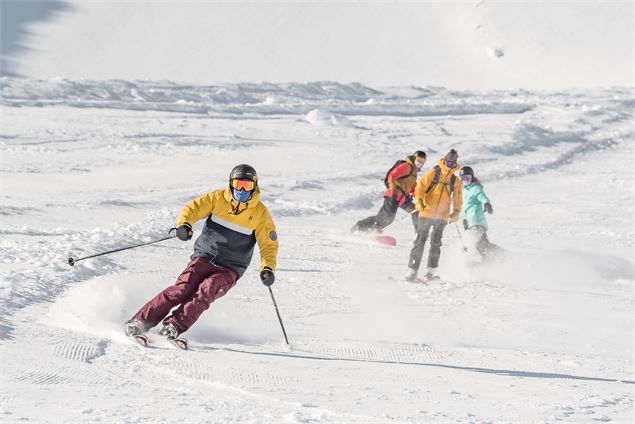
[413,150,427,159]
[229,164,258,188]
[460,166,474,177]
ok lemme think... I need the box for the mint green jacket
[462,183,490,230]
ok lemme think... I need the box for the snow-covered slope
[0,79,633,423]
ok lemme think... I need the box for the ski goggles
[415,156,426,164]
[230,178,256,191]
[461,175,473,184]
[444,159,457,168]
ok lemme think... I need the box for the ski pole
[268,286,289,345]
[453,222,468,253]
[68,230,178,266]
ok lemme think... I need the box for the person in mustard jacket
[125,164,278,341]
[406,149,463,282]
[352,150,427,233]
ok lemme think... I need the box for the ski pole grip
[68,257,76,267]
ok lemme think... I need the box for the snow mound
[487,47,505,59]
[305,108,353,127]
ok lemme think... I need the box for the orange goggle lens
[415,156,426,164]
[231,179,255,191]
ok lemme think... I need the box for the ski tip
[171,338,188,350]
[132,334,149,347]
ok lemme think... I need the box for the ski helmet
[413,150,427,159]
[460,166,474,177]
[229,164,258,184]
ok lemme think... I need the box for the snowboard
[372,235,397,246]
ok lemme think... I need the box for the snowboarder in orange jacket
[352,150,427,233]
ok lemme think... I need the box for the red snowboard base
[373,235,397,246]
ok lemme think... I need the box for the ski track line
[0,393,16,407]
[104,347,386,424]
[551,393,633,423]
[11,367,113,387]
[53,340,107,363]
[310,343,447,363]
[138,344,301,390]
[105,341,303,393]
[131,344,461,406]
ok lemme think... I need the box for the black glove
[176,224,192,241]
[405,193,413,203]
[463,219,468,230]
[402,201,416,214]
[484,203,493,214]
[260,267,275,286]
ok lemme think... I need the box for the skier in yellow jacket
[407,149,463,282]
[125,164,278,342]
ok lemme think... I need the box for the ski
[406,275,440,284]
[127,333,188,350]
[169,338,188,350]
[129,334,149,347]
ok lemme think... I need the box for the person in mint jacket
[459,166,503,261]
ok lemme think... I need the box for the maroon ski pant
[130,257,237,334]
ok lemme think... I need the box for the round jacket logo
[269,231,277,241]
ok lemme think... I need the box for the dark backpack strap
[384,160,407,187]
[426,166,457,194]
[425,166,441,194]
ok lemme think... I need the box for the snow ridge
[0,78,534,117]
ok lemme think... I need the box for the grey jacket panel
[191,215,256,278]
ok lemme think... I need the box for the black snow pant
[408,218,447,271]
[354,195,417,232]
[468,226,504,261]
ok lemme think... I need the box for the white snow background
[1,2,634,424]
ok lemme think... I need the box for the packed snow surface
[0,79,633,423]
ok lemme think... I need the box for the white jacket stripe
[211,214,254,235]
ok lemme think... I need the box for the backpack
[425,165,457,195]
[383,160,414,188]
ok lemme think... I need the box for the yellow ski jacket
[414,158,463,221]
[177,187,278,278]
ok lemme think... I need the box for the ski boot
[160,323,188,350]
[159,322,179,339]
[422,267,440,282]
[125,320,149,347]
[405,269,418,283]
